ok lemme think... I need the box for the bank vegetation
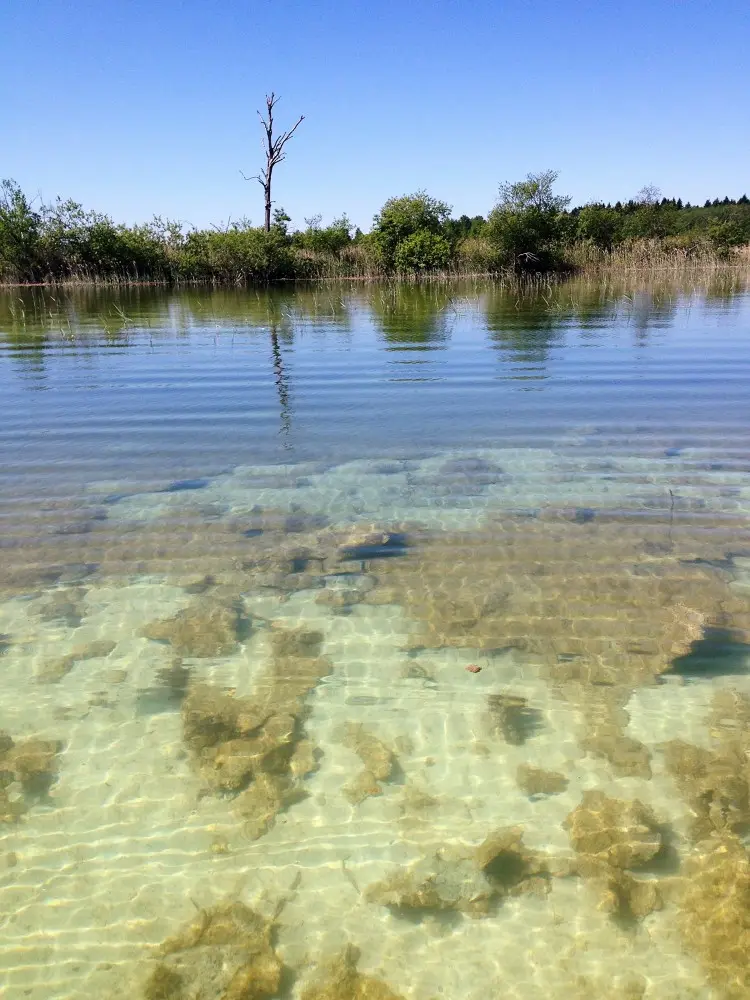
[1,173,749,286]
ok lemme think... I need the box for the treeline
[1,172,749,285]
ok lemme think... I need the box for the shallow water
[1,276,750,1000]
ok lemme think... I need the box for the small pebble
[465,664,482,674]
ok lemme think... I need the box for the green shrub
[370,192,451,270]
[393,231,451,272]
[182,225,293,282]
[485,171,569,270]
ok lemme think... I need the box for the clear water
[1,276,750,1000]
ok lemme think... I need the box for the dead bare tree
[241,93,304,232]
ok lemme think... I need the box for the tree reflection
[366,284,453,349]
[484,286,563,371]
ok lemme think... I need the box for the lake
[1,275,749,1000]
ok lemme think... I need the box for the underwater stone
[341,723,395,804]
[365,849,496,918]
[180,624,329,839]
[564,790,662,873]
[0,733,62,821]
[301,943,405,1000]
[145,901,283,1000]
[37,638,116,683]
[332,524,409,563]
[364,515,744,684]
[235,770,307,841]
[163,478,210,493]
[577,688,652,779]
[366,828,552,919]
[581,729,652,779]
[678,835,750,998]
[35,586,88,627]
[487,693,541,745]
[143,964,183,1000]
[662,737,750,841]
[474,826,551,897]
[516,764,568,796]
[596,868,661,922]
[142,599,244,657]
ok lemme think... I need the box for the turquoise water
[1,276,750,1000]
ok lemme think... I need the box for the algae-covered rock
[180,624,329,839]
[341,723,396,804]
[582,730,652,780]
[0,732,62,822]
[5,738,62,794]
[143,599,244,657]
[563,791,666,926]
[564,790,662,873]
[143,964,183,1000]
[143,901,283,1000]
[516,764,568,797]
[663,738,749,841]
[366,829,549,919]
[301,943,405,1000]
[487,693,541,745]
[597,868,662,922]
[235,771,307,840]
[37,638,116,683]
[365,849,496,918]
[474,826,551,897]
[334,525,403,563]
[575,686,652,779]
[363,514,744,684]
[35,586,88,627]
[679,835,750,998]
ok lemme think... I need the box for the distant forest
[1,172,749,284]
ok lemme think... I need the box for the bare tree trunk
[242,93,304,233]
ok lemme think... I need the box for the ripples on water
[1,276,750,1000]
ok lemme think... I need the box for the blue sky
[3,0,748,230]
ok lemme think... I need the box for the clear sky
[3,0,749,231]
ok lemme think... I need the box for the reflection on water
[1,276,750,1000]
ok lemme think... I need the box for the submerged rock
[180,624,329,839]
[341,723,396,804]
[37,638,116,683]
[578,687,652,779]
[366,827,550,918]
[474,826,552,897]
[661,688,750,840]
[563,790,666,925]
[34,586,88,628]
[0,732,62,822]
[301,943,405,1000]
[143,598,244,657]
[516,763,568,797]
[663,738,749,841]
[679,835,750,999]
[597,868,662,922]
[564,790,662,873]
[363,514,747,685]
[487,693,542,745]
[365,849,496,918]
[143,901,283,1000]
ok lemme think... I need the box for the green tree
[485,170,570,270]
[294,214,353,254]
[393,230,451,272]
[370,191,451,270]
[575,204,622,249]
[0,179,41,281]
